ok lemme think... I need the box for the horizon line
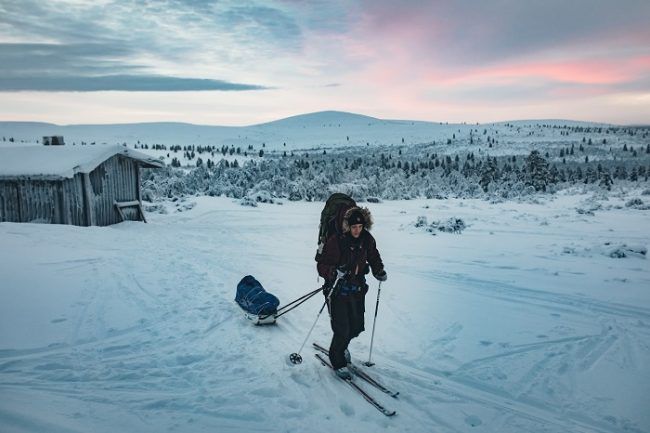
[1,110,647,128]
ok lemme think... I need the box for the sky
[0,0,649,126]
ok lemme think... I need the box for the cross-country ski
[315,353,397,417]
[313,342,399,398]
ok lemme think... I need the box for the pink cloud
[336,2,650,94]
[471,56,650,85]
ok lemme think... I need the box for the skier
[316,206,387,380]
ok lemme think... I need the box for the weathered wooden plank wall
[89,155,139,226]
[0,180,58,223]
[21,180,57,223]
[0,182,20,222]
[64,176,86,226]
[0,155,143,226]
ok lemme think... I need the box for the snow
[0,111,625,157]
[0,145,163,179]
[1,192,649,433]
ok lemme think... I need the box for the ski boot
[335,367,353,380]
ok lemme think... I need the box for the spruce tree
[599,171,613,191]
[524,150,550,191]
[549,165,559,184]
[479,157,500,192]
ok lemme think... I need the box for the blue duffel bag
[235,275,280,325]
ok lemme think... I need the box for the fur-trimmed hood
[342,206,374,232]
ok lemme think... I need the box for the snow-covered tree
[524,150,550,191]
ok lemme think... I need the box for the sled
[235,275,280,326]
[243,311,277,325]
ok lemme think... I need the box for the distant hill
[0,111,620,153]
[255,110,383,128]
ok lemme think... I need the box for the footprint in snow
[289,372,310,387]
[340,402,355,416]
[465,415,482,427]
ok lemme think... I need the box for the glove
[374,269,387,282]
[322,282,332,298]
[336,267,348,280]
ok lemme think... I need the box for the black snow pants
[328,292,365,369]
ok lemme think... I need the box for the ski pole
[364,281,383,367]
[288,299,327,365]
[289,275,340,365]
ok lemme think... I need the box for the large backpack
[315,193,356,261]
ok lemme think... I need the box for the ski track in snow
[1,194,649,433]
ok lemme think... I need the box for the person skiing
[316,206,387,380]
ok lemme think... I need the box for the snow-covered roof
[0,145,164,179]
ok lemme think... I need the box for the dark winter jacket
[317,229,384,291]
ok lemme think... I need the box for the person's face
[350,224,363,238]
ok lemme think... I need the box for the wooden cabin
[43,136,65,146]
[0,145,164,226]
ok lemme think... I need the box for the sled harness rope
[270,286,323,320]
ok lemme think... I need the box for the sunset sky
[1,0,649,125]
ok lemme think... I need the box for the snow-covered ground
[0,111,625,156]
[1,191,649,433]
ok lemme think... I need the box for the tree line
[142,144,650,202]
